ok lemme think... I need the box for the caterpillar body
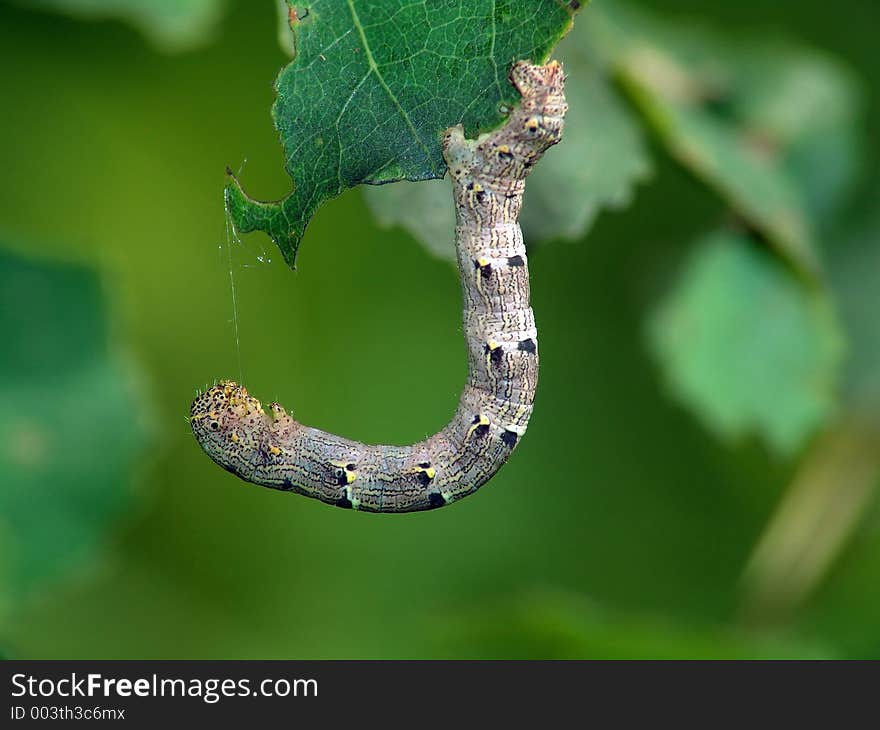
[191,61,567,513]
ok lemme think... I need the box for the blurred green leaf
[587,1,863,277]
[363,15,651,256]
[648,230,843,455]
[729,45,863,226]
[0,249,151,600]
[362,177,456,261]
[21,0,228,52]
[624,82,818,275]
[433,590,831,659]
[226,0,580,267]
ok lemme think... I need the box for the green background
[1,0,878,658]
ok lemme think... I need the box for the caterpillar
[191,60,567,513]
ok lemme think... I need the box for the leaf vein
[346,0,442,177]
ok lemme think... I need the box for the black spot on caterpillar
[470,414,491,439]
[473,258,493,278]
[428,492,446,508]
[518,338,537,354]
[485,342,504,366]
[191,61,567,513]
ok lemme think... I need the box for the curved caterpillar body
[191,61,567,513]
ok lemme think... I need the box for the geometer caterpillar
[190,61,567,512]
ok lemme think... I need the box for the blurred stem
[739,414,880,625]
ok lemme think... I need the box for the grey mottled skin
[191,61,567,512]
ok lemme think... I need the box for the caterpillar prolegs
[191,61,567,512]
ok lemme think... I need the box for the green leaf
[227,0,581,268]
[0,249,152,600]
[586,1,862,278]
[362,13,651,256]
[648,231,843,455]
[21,0,228,52]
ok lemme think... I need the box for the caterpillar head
[190,380,270,476]
[510,60,566,117]
[509,60,567,149]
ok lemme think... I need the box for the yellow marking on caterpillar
[465,413,491,442]
[486,339,501,368]
[269,444,281,456]
[476,256,491,295]
[231,432,239,443]
[331,460,358,484]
